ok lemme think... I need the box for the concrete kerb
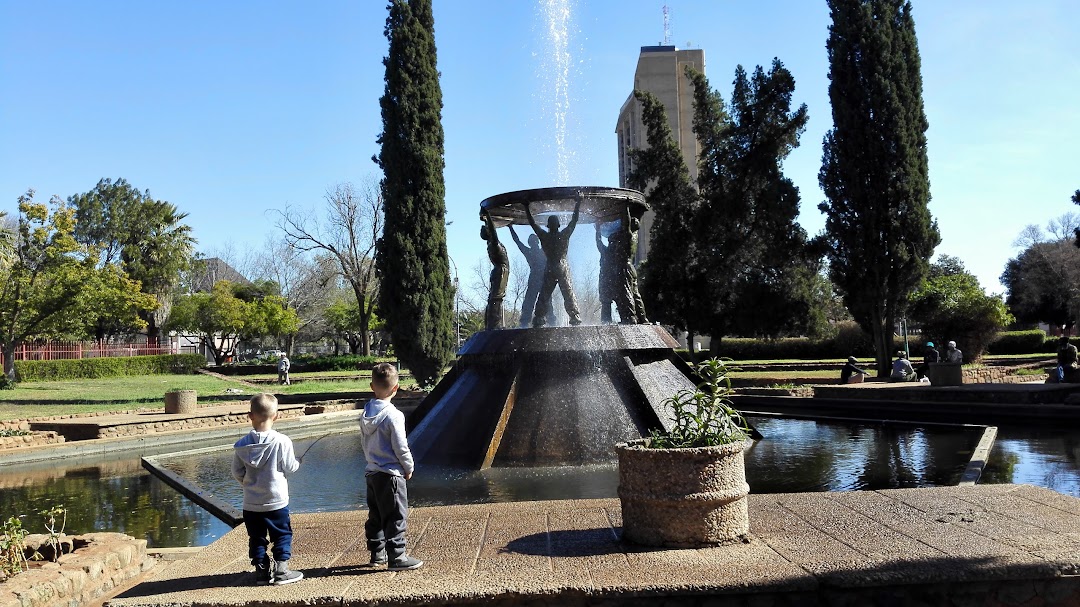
[959,425,998,486]
[0,408,365,467]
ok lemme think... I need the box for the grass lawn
[730,369,840,379]
[0,374,249,420]
[0,371,422,421]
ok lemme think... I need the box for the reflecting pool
[2,416,1069,548]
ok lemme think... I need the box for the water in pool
[3,417,1069,548]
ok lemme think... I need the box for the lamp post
[449,256,461,348]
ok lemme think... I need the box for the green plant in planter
[648,358,751,449]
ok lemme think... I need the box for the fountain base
[408,324,694,468]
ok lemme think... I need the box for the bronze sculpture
[508,225,554,328]
[481,210,509,330]
[524,199,582,327]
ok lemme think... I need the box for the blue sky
[2,1,1077,301]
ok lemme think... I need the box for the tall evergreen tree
[688,62,814,348]
[627,90,703,345]
[818,0,939,373]
[374,0,454,386]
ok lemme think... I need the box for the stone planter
[616,437,750,547]
[164,389,197,414]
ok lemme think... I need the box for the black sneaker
[254,559,272,585]
[272,560,304,585]
[368,550,388,566]
[388,555,423,571]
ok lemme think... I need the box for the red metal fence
[8,340,179,362]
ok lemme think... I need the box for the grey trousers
[365,472,409,560]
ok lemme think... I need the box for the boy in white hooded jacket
[360,363,422,571]
[232,393,303,585]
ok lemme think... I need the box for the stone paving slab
[108,484,1080,607]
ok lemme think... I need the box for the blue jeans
[244,506,293,564]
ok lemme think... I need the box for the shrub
[15,354,206,382]
[293,354,380,372]
[0,516,28,578]
[986,330,1052,355]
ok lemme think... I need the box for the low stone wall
[963,366,1043,384]
[92,406,308,440]
[0,431,64,450]
[1,533,154,607]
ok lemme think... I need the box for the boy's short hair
[371,362,399,392]
[250,393,279,420]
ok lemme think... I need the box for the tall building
[616,45,704,263]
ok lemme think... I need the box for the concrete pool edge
[0,409,365,467]
[107,484,1080,607]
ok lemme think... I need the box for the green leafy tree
[374,0,455,386]
[166,280,298,365]
[1002,216,1080,330]
[687,62,815,347]
[1072,190,1080,247]
[909,256,1012,360]
[818,0,939,374]
[0,191,155,378]
[627,90,704,348]
[325,295,374,354]
[69,178,195,342]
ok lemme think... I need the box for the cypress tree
[818,0,939,374]
[374,0,455,386]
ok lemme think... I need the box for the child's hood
[234,430,278,469]
[361,399,392,435]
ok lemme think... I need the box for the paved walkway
[109,484,1080,607]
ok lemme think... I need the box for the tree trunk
[143,310,160,344]
[356,290,373,357]
[204,336,225,366]
[285,334,295,356]
[686,330,699,365]
[3,343,15,380]
[871,304,890,377]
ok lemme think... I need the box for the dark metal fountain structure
[408,187,695,469]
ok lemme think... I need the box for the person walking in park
[277,354,291,385]
[232,393,303,585]
[943,341,963,364]
[361,363,423,571]
[524,199,582,327]
[481,210,509,330]
[508,225,553,328]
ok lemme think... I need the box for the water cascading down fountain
[408,186,695,468]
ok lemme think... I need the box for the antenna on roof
[662,4,671,46]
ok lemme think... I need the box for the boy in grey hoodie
[232,393,303,585]
[361,363,422,570]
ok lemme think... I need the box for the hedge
[14,354,207,382]
[984,330,1052,355]
[292,354,382,372]
[672,328,1059,361]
